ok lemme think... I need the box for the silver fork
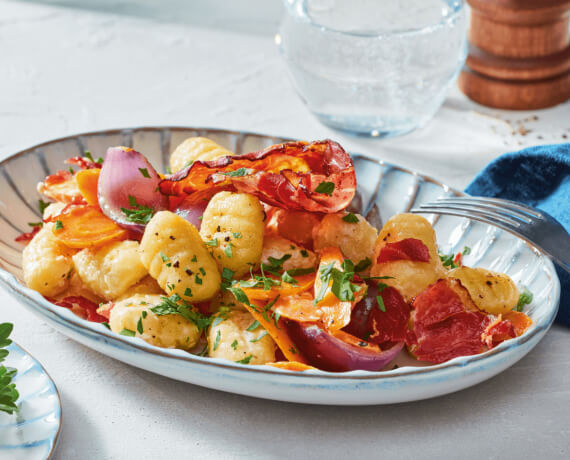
[411,196,570,273]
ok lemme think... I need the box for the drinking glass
[278,0,467,137]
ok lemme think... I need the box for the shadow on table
[20,0,284,35]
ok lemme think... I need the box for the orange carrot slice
[75,169,100,206]
[242,298,309,364]
[50,205,128,248]
[266,361,316,371]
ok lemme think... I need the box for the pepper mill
[458,0,570,109]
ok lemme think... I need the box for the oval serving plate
[0,127,560,405]
[0,342,61,460]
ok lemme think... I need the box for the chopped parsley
[199,267,206,276]
[38,199,50,214]
[354,257,372,272]
[376,283,389,312]
[160,252,170,263]
[150,294,212,331]
[120,328,136,337]
[225,243,233,258]
[138,167,151,178]
[314,259,361,305]
[315,181,335,196]
[136,316,144,334]
[462,246,471,255]
[235,355,253,364]
[342,213,359,223]
[232,232,242,239]
[300,250,309,258]
[84,150,94,162]
[213,330,221,351]
[250,330,268,343]
[205,238,219,247]
[246,320,260,331]
[28,222,43,228]
[101,322,111,330]
[191,255,198,262]
[231,339,239,350]
[121,195,154,225]
[54,220,64,231]
[261,254,292,274]
[194,274,203,285]
[515,287,533,312]
[184,287,193,298]
[228,287,250,306]
[222,168,250,177]
[221,268,235,290]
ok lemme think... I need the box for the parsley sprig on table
[0,323,19,414]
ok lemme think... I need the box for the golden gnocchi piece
[448,266,520,315]
[371,213,445,302]
[208,309,276,364]
[139,211,221,302]
[116,276,164,301]
[200,192,265,278]
[313,212,377,266]
[169,137,234,173]
[72,240,148,301]
[22,223,75,297]
[261,235,317,272]
[109,294,200,350]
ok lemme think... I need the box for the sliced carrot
[503,311,533,336]
[237,273,315,301]
[273,291,352,332]
[75,169,100,206]
[266,361,316,371]
[50,205,128,248]
[244,299,309,364]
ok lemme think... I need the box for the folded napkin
[466,143,570,326]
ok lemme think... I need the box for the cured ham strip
[376,238,431,263]
[159,140,356,213]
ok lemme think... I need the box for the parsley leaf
[462,246,471,255]
[354,257,372,272]
[342,213,359,223]
[121,195,154,225]
[231,339,238,350]
[120,328,136,337]
[222,168,250,177]
[38,199,50,214]
[213,330,221,351]
[225,243,233,258]
[150,294,212,331]
[250,330,268,343]
[438,250,458,269]
[138,167,151,178]
[232,232,242,239]
[228,287,250,306]
[315,181,335,196]
[246,320,260,331]
[54,220,64,231]
[136,316,144,334]
[205,238,219,247]
[515,287,533,312]
[28,222,43,228]
[376,295,386,312]
[235,355,253,364]
[300,249,309,258]
[194,274,203,285]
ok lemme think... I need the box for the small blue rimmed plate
[0,343,61,459]
[0,127,560,405]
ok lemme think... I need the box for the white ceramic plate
[0,342,61,460]
[0,127,560,405]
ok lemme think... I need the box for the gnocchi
[109,294,200,349]
[139,211,221,302]
[448,266,520,315]
[169,137,234,173]
[22,223,75,297]
[208,309,276,364]
[371,213,445,302]
[200,192,265,277]
[72,240,148,300]
[313,212,377,266]
[261,235,317,272]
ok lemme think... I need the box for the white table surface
[1,1,570,459]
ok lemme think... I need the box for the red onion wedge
[285,320,403,372]
[98,146,168,233]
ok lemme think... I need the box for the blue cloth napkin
[465,143,570,326]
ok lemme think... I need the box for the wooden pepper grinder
[458,0,570,109]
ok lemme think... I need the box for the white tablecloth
[2,1,569,458]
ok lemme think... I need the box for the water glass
[278,0,467,137]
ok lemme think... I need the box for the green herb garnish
[121,195,154,225]
[222,168,250,177]
[54,220,64,231]
[342,213,359,223]
[139,167,151,178]
[205,238,219,247]
[250,330,268,343]
[0,323,19,414]
[354,257,372,272]
[315,181,335,196]
[235,355,253,365]
[120,328,136,337]
[515,287,533,312]
[213,330,221,351]
[150,294,212,331]
[38,199,50,215]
